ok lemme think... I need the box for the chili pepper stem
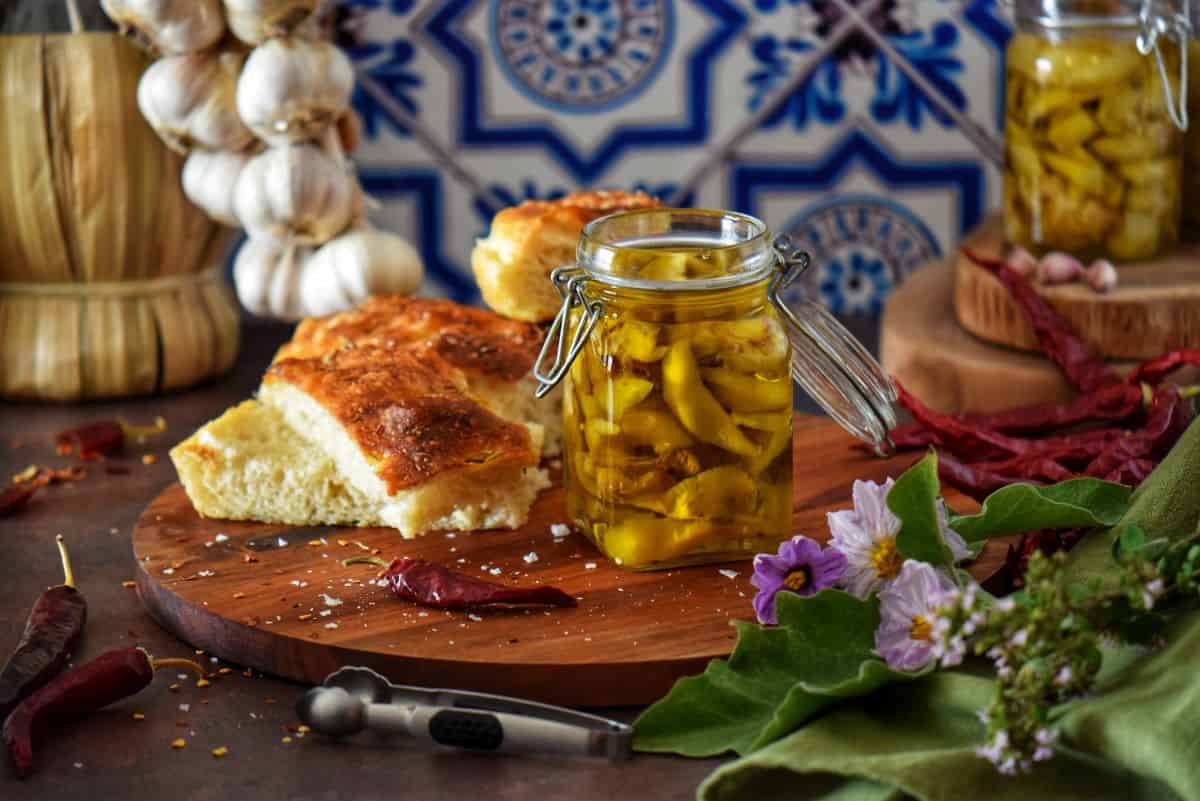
[1180,386,1200,400]
[54,535,75,589]
[119,416,166,443]
[148,657,207,680]
[343,556,389,569]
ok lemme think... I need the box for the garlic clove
[101,0,226,56]
[233,238,313,320]
[1037,251,1084,285]
[299,229,424,316]
[1085,259,1119,293]
[138,50,256,155]
[233,143,354,245]
[222,0,321,45]
[237,38,354,145]
[182,149,254,227]
[1005,246,1038,278]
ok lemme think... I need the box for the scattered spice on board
[54,417,166,461]
[211,746,229,759]
[170,739,186,750]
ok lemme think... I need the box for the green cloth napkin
[698,417,1200,801]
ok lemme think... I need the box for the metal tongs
[296,666,633,759]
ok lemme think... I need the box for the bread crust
[275,296,544,382]
[472,190,661,322]
[265,345,537,494]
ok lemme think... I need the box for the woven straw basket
[0,31,240,401]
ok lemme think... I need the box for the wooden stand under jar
[0,29,240,401]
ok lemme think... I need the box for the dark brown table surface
[0,319,743,801]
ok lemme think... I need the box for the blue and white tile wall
[336,0,1011,313]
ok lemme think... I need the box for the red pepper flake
[54,417,165,461]
[0,484,37,517]
[121,581,137,589]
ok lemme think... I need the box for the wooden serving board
[883,256,1140,413]
[954,215,1200,360]
[133,416,1003,708]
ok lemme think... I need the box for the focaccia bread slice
[471,190,660,323]
[171,400,384,527]
[273,295,561,457]
[257,345,549,537]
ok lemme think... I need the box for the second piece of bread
[471,190,660,323]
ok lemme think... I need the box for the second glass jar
[1004,0,1186,261]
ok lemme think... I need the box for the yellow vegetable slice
[603,319,666,362]
[743,422,793,476]
[663,341,758,457]
[618,408,694,454]
[1047,110,1098,149]
[598,375,654,419]
[672,466,757,518]
[1042,150,1107,196]
[700,366,791,413]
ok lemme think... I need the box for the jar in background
[1185,9,1200,230]
[1004,0,1189,261]
[535,209,896,570]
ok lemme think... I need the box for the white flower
[1035,728,1057,746]
[1054,666,1073,687]
[875,560,957,671]
[1009,628,1029,648]
[993,597,1016,613]
[936,498,972,564]
[828,478,905,598]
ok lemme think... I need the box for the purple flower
[751,536,848,625]
[875,560,957,672]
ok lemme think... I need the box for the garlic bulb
[233,239,313,320]
[182,149,253,226]
[222,0,321,45]
[138,50,256,154]
[236,38,354,145]
[299,229,425,316]
[101,0,225,55]
[233,144,353,244]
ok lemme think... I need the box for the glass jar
[534,209,897,571]
[1185,6,1200,230]
[1004,0,1189,261]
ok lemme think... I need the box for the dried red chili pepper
[883,382,1144,452]
[0,537,87,723]
[3,647,204,778]
[970,455,1077,484]
[1085,388,1190,480]
[936,453,1034,502]
[54,417,165,461]
[365,557,576,610]
[963,249,1120,393]
[896,382,1124,464]
[1125,349,1200,387]
[0,484,37,517]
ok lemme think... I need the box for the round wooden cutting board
[954,215,1200,360]
[133,416,1003,708]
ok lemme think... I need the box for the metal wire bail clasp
[767,235,899,457]
[1139,0,1191,130]
[533,266,605,398]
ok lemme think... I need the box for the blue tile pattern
[340,0,1012,310]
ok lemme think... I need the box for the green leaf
[950,478,1131,543]
[633,590,907,757]
[1118,524,1146,555]
[888,452,953,565]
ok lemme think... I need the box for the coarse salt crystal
[523,552,539,564]
[468,614,483,622]
[197,569,215,578]
[584,562,597,570]
[162,568,174,575]
[418,611,429,617]
[324,622,339,630]
[550,523,571,539]
[319,609,332,617]
[178,704,190,712]
[489,567,502,576]
[320,594,343,607]
[214,533,229,543]
[375,579,389,588]
[204,541,213,548]
[74,762,83,769]
[718,569,739,580]
[277,537,288,547]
